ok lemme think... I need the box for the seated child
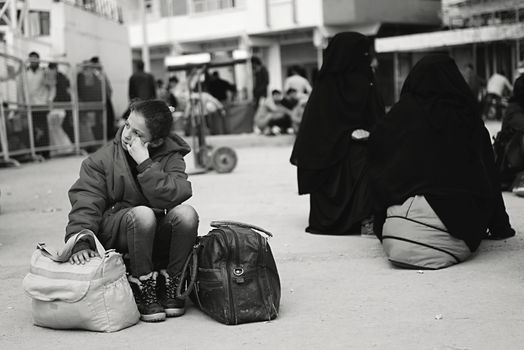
[66,99,198,322]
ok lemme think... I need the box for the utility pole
[139,0,150,72]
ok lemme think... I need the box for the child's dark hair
[129,99,172,140]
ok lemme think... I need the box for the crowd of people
[13,51,115,158]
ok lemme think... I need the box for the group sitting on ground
[254,88,306,135]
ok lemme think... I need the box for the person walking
[290,32,385,235]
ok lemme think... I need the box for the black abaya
[290,32,385,235]
[368,54,514,251]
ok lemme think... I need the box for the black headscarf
[290,32,384,194]
[368,54,516,250]
[368,54,493,206]
[509,75,524,109]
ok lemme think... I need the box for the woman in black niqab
[494,74,524,189]
[368,54,514,252]
[290,32,385,235]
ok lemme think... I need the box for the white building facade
[0,0,132,115]
[125,0,440,101]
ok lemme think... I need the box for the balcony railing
[190,0,245,14]
[61,0,123,23]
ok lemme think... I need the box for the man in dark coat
[128,60,156,101]
[66,100,198,323]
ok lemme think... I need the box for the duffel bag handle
[211,220,273,238]
[176,244,199,299]
[38,229,106,263]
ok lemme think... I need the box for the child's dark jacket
[65,127,192,246]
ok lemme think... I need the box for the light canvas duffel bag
[22,229,140,332]
[382,195,471,270]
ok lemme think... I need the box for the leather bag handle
[176,244,199,299]
[210,220,273,238]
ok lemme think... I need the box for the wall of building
[264,0,323,31]
[61,3,132,116]
[322,0,441,26]
[128,7,248,48]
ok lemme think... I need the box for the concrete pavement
[0,132,523,350]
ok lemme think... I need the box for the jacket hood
[114,125,191,157]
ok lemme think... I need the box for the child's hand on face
[127,136,150,165]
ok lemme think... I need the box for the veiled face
[321,32,371,74]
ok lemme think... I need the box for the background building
[0,0,132,116]
[376,0,524,102]
[125,0,440,104]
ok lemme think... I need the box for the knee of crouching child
[166,204,199,230]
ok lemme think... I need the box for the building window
[28,11,50,37]
[159,0,188,17]
[191,0,244,14]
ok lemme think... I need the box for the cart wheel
[211,147,237,173]
[198,146,213,170]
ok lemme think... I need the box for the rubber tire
[211,146,237,173]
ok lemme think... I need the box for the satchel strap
[176,243,199,299]
[210,220,273,238]
[37,229,106,263]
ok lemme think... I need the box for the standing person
[157,78,178,108]
[251,56,269,110]
[493,75,524,190]
[290,32,385,235]
[129,60,156,101]
[90,56,116,140]
[77,61,102,147]
[26,51,53,158]
[66,99,198,322]
[46,63,74,154]
[284,65,312,99]
[208,71,235,104]
[368,54,515,269]
[484,70,513,119]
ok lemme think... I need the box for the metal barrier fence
[0,53,107,165]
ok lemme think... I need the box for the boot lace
[165,275,179,300]
[141,277,158,305]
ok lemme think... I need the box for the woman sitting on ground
[493,75,524,193]
[368,54,515,269]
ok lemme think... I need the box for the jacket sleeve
[137,153,192,209]
[65,157,108,242]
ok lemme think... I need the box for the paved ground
[1,127,523,350]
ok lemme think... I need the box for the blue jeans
[101,204,198,277]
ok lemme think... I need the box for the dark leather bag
[182,221,281,325]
